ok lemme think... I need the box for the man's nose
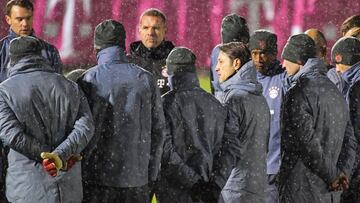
[148,28,155,35]
[21,19,29,27]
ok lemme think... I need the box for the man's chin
[144,42,160,49]
[19,32,31,36]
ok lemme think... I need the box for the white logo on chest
[269,86,280,99]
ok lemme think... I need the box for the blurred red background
[0,0,359,69]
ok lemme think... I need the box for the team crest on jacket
[269,86,280,99]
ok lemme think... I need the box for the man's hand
[191,180,220,203]
[66,155,82,171]
[42,158,58,177]
[329,171,349,191]
[338,172,349,190]
[40,152,64,177]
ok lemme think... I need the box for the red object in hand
[66,155,82,171]
[67,156,77,170]
[42,159,57,177]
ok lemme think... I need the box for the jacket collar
[220,60,263,95]
[286,58,328,88]
[341,61,360,87]
[97,46,128,65]
[168,72,199,91]
[8,55,54,77]
[130,40,174,60]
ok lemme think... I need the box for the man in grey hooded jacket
[216,42,270,203]
[0,36,94,203]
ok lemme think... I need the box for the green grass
[198,69,211,93]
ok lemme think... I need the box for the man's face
[251,49,276,74]
[6,5,33,36]
[216,51,239,83]
[139,15,166,49]
[283,59,301,76]
[335,63,350,74]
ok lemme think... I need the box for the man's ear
[233,58,242,71]
[5,15,11,26]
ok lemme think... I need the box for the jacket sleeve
[161,97,202,188]
[337,119,357,177]
[283,89,339,184]
[148,80,167,182]
[52,89,94,162]
[213,106,241,188]
[338,84,360,176]
[0,94,49,161]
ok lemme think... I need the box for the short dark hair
[140,8,166,24]
[219,42,251,65]
[5,0,33,16]
[341,15,360,36]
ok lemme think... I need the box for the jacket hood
[168,72,199,91]
[130,40,174,60]
[256,60,284,79]
[341,61,360,87]
[286,58,328,88]
[97,46,128,64]
[8,55,54,77]
[220,61,263,95]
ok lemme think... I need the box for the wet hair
[219,42,251,65]
[5,0,33,16]
[140,8,166,24]
[341,15,360,36]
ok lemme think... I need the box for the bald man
[305,28,346,93]
[305,29,327,62]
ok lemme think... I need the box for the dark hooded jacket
[158,72,239,203]
[78,46,167,188]
[0,55,94,203]
[129,40,174,95]
[339,61,360,202]
[0,29,63,82]
[279,58,357,203]
[219,62,270,203]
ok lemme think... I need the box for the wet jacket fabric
[158,72,238,203]
[0,31,63,198]
[0,55,94,203]
[327,67,347,94]
[129,40,174,95]
[219,62,270,203]
[0,29,63,82]
[253,60,287,175]
[339,61,360,202]
[278,58,357,203]
[78,46,166,188]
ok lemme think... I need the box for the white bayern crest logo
[269,86,280,99]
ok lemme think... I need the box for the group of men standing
[0,0,360,203]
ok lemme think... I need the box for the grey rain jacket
[219,62,270,203]
[0,55,94,203]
